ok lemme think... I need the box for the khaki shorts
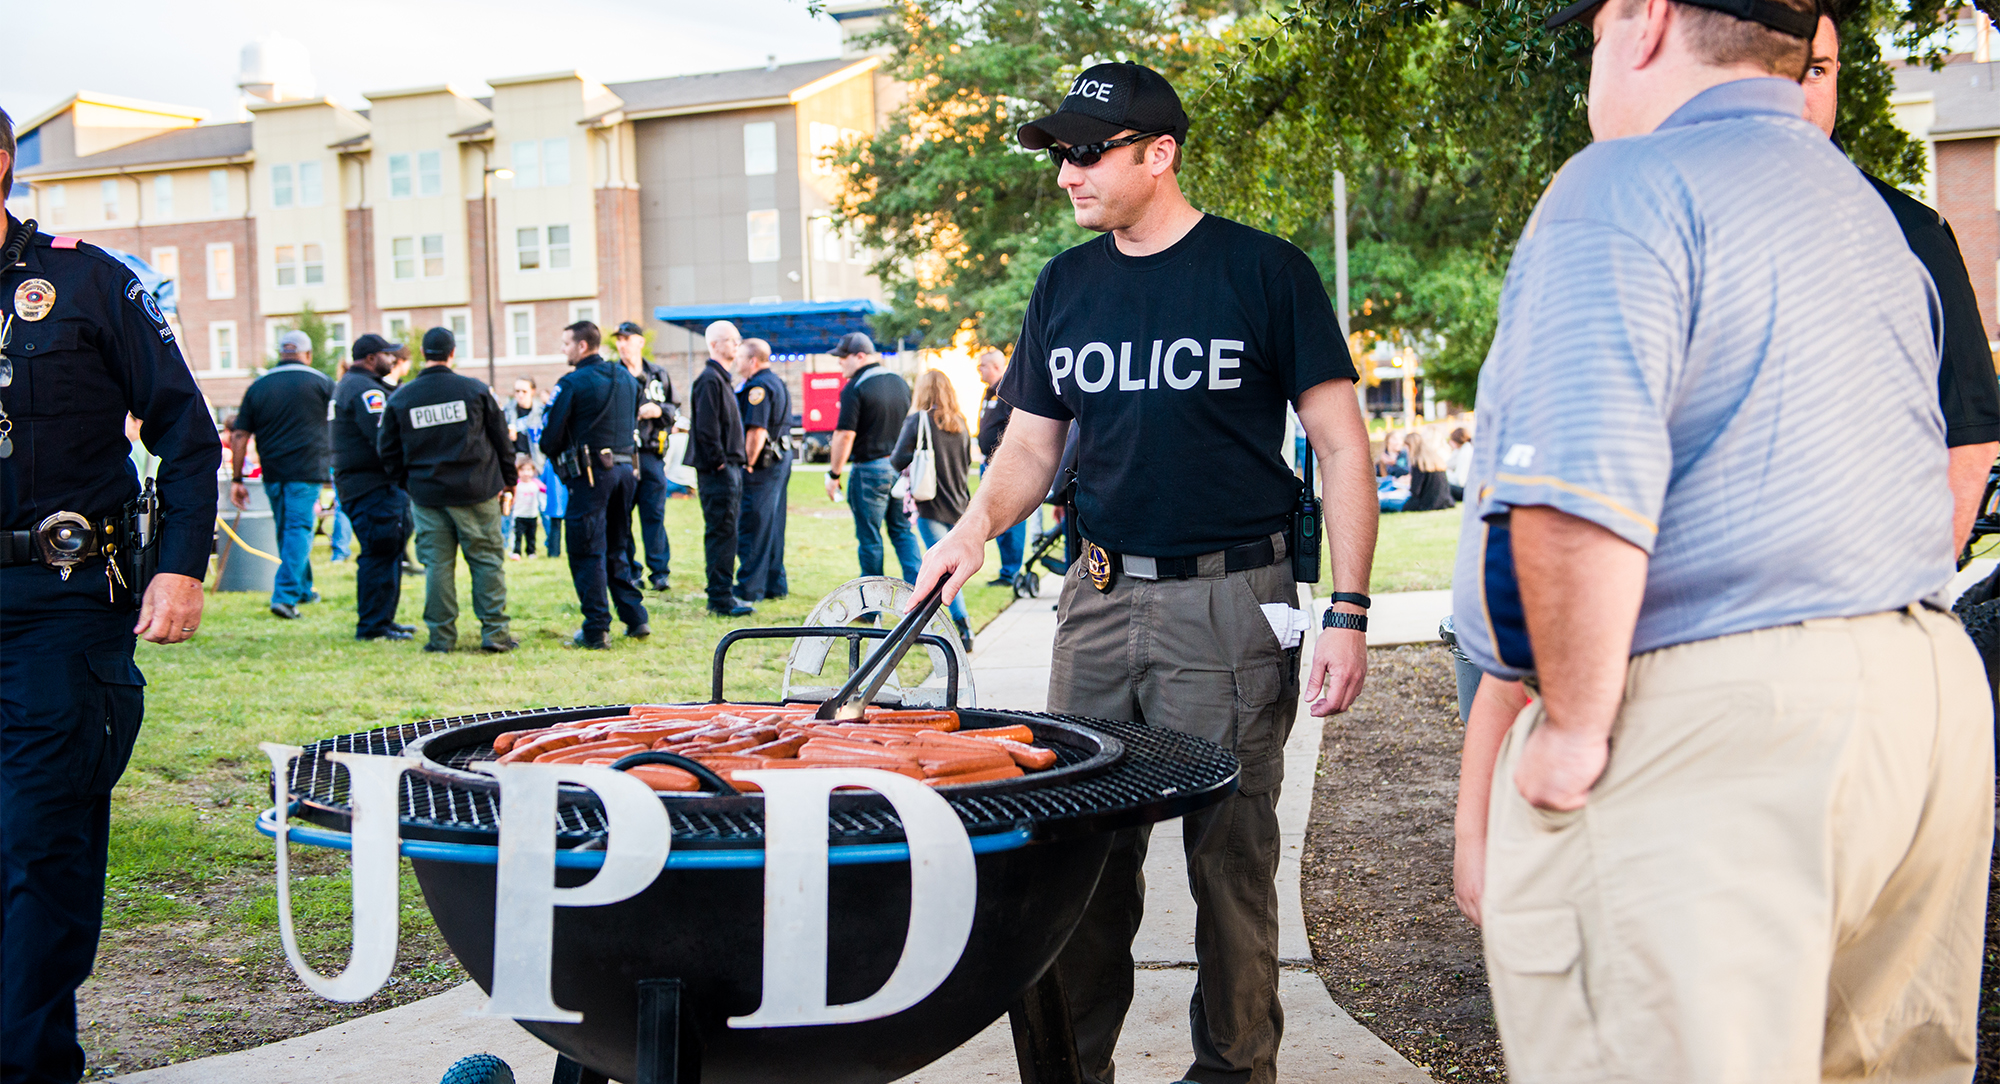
[1481,606,1993,1084]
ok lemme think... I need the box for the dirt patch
[1302,644,1502,1079]
[82,849,467,1079]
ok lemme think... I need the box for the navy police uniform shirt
[540,354,640,460]
[999,214,1355,557]
[0,219,221,581]
[376,364,516,507]
[737,366,790,466]
[330,367,396,504]
[685,358,746,472]
[835,363,911,462]
[233,363,332,483]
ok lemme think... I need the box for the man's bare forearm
[228,430,249,479]
[1511,506,1649,739]
[745,427,768,466]
[1297,380,1377,610]
[828,430,855,475]
[1949,442,1996,552]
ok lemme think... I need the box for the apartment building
[9,51,890,405]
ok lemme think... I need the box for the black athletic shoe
[390,622,417,634]
[481,637,519,654]
[301,591,321,604]
[423,642,453,653]
[707,601,754,617]
[356,628,415,642]
[985,577,1012,588]
[270,603,301,620]
[570,630,611,650]
[626,624,651,639]
[648,578,670,592]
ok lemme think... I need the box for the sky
[9,0,847,126]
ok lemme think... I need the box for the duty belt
[0,511,109,575]
[1096,534,1281,582]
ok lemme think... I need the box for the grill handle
[708,626,961,707]
[816,582,945,720]
[609,751,741,796]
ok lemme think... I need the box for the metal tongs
[814,581,945,720]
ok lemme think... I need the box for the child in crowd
[511,455,545,559]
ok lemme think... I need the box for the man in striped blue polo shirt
[1452,0,1993,1078]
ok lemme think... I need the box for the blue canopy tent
[651,298,890,359]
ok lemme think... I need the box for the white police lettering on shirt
[1047,339,1247,395]
[409,400,469,429]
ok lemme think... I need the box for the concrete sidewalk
[123,585,1436,1083]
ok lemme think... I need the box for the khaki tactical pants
[1046,536,1301,1084]
[1482,606,1993,1084]
[411,499,511,651]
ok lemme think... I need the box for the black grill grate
[284,707,1237,847]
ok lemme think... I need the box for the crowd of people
[1373,422,1471,512]
[219,317,1023,652]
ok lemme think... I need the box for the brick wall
[1935,137,2000,343]
[595,188,643,329]
[345,207,377,338]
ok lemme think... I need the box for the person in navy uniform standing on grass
[0,107,223,1084]
[329,332,415,642]
[540,320,650,646]
[734,335,790,602]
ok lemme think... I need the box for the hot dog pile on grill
[489,704,1059,793]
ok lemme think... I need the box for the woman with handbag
[893,369,976,650]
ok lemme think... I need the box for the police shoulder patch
[362,389,387,414]
[747,386,766,405]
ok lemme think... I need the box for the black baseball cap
[613,321,644,338]
[829,331,875,357]
[422,326,455,360]
[1016,62,1189,151]
[351,333,400,359]
[1546,0,1816,37]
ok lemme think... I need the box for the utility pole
[1335,167,1365,421]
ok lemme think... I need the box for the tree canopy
[835,0,1957,402]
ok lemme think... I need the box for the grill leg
[1008,967,1084,1084]
[550,1055,607,1084]
[635,977,702,1084]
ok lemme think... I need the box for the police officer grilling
[539,320,651,647]
[613,320,675,592]
[0,106,223,1084]
[685,320,753,617]
[734,335,790,602]
[330,332,415,641]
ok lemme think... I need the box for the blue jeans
[984,462,1029,579]
[915,517,969,628]
[264,480,319,606]
[329,498,354,561]
[846,458,923,582]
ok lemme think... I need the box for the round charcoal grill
[266,618,1238,1084]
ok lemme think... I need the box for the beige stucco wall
[364,87,492,313]
[488,74,605,312]
[249,98,366,317]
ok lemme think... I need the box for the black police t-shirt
[234,364,334,483]
[999,214,1356,557]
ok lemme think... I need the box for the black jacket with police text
[0,218,221,580]
[376,364,516,507]
[539,355,639,460]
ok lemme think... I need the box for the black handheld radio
[1292,447,1322,583]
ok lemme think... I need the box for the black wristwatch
[1322,610,1368,633]
[828,469,842,481]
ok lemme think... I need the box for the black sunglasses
[1046,130,1175,168]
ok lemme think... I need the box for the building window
[271,164,293,208]
[811,215,837,262]
[744,122,778,176]
[102,178,120,221]
[206,243,236,299]
[275,244,297,287]
[746,209,780,263]
[299,161,323,206]
[150,246,179,281]
[418,150,441,197]
[45,184,65,225]
[392,236,415,280]
[547,224,570,270]
[384,312,413,343]
[153,175,174,220]
[516,227,540,271]
[210,322,238,371]
[325,316,349,357]
[508,307,535,357]
[209,169,227,214]
[444,309,472,349]
[421,234,444,278]
[809,121,838,176]
[542,138,569,187]
[388,154,411,199]
[511,141,540,188]
[569,301,596,327]
[303,242,325,285]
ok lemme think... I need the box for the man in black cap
[613,320,675,591]
[330,332,415,641]
[911,61,1380,1084]
[376,328,517,653]
[541,320,651,644]
[823,331,922,582]
[685,320,753,616]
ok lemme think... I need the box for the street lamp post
[481,165,513,388]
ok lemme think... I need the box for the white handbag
[907,412,938,502]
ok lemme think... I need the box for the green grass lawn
[1370,509,1461,594]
